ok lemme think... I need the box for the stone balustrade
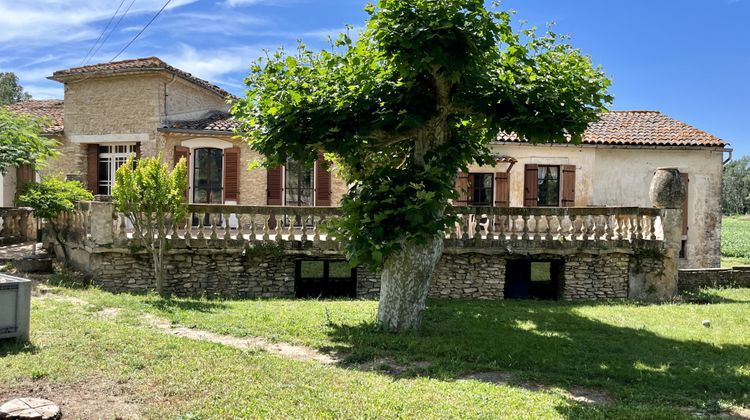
[448,206,664,250]
[0,208,36,246]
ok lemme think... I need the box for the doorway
[505,259,563,300]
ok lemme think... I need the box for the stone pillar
[644,168,687,300]
[89,201,115,246]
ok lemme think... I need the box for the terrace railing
[53,202,665,252]
[0,208,35,246]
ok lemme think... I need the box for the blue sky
[1,0,747,156]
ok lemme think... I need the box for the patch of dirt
[724,406,750,419]
[0,378,140,420]
[142,314,338,365]
[458,371,612,406]
[95,308,121,318]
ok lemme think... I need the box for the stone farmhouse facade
[3,57,729,274]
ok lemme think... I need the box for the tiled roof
[165,111,239,133]
[49,57,231,98]
[497,111,728,147]
[4,100,64,135]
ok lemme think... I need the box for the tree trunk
[378,235,444,331]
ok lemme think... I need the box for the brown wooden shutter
[681,172,689,236]
[134,142,141,160]
[223,147,241,202]
[16,164,35,193]
[561,164,576,207]
[174,146,190,202]
[267,166,283,205]
[494,172,510,207]
[315,152,332,207]
[87,144,99,194]
[455,172,470,206]
[523,164,538,207]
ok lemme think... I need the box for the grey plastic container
[0,274,31,342]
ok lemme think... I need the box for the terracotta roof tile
[166,112,239,133]
[50,57,231,99]
[4,100,64,135]
[497,111,728,147]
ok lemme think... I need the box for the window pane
[329,261,352,278]
[470,173,493,205]
[300,261,325,278]
[531,262,552,282]
[537,166,560,207]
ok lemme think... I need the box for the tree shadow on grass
[0,340,37,357]
[143,298,229,314]
[324,299,750,415]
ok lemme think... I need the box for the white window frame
[97,143,137,196]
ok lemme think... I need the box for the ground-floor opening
[504,259,563,300]
[295,260,357,298]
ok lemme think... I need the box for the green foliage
[0,72,31,105]
[113,154,188,295]
[722,216,750,259]
[232,0,612,270]
[722,156,750,215]
[113,154,188,224]
[0,108,58,174]
[16,178,93,220]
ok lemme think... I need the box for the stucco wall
[482,143,724,268]
[1,171,15,207]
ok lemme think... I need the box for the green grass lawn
[2,279,748,418]
[722,215,750,267]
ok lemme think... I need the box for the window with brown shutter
[86,144,99,194]
[315,152,332,206]
[16,164,35,193]
[267,166,283,205]
[523,164,538,207]
[174,146,190,202]
[494,172,510,207]
[561,165,576,207]
[454,172,470,206]
[223,147,240,202]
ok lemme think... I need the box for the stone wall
[678,266,750,291]
[61,240,661,301]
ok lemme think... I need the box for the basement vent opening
[504,259,563,300]
[295,260,357,299]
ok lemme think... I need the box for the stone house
[5,57,730,270]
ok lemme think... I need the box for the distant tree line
[723,156,750,215]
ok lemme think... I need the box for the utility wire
[110,0,173,63]
[80,0,127,66]
[85,0,138,66]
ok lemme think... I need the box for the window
[97,144,137,195]
[537,165,560,207]
[285,159,314,206]
[295,260,357,298]
[470,173,493,205]
[193,148,223,204]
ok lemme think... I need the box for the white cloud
[224,0,302,7]
[160,43,268,83]
[23,84,64,100]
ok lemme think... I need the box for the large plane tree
[232,0,612,331]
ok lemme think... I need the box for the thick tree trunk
[378,235,444,331]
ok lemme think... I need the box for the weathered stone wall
[62,243,659,301]
[431,253,505,299]
[164,77,228,122]
[678,267,750,291]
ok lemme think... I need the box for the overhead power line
[110,0,173,63]
[85,0,138,66]
[80,0,127,66]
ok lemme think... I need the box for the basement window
[295,260,357,299]
[505,259,563,300]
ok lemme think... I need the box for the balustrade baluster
[649,215,657,240]
[197,215,205,240]
[635,215,644,240]
[275,211,284,242]
[521,215,530,241]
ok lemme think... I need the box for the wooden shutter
[16,164,35,192]
[134,142,141,160]
[523,164,538,207]
[494,172,510,207]
[681,172,689,236]
[87,144,99,194]
[315,152,332,207]
[174,146,190,202]
[223,147,241,202]
[455,172,470,206]
[267,166,283,205]
[561,165,576,207]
